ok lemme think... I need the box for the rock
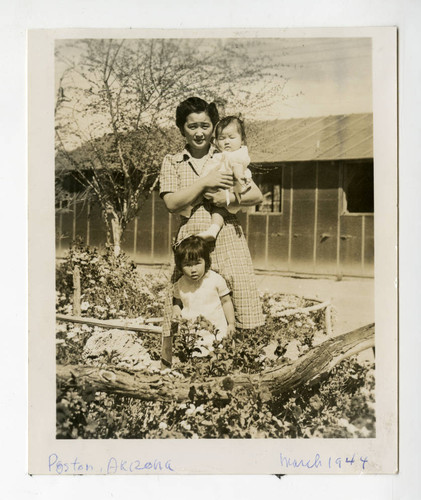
[82,329,153,371]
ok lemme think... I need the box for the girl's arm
[172,298,183,320]
[162,167,234,213]
[220,294,236,336]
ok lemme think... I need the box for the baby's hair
[175,97,220,134]
[173,235,211,273]
[214,116,247,144]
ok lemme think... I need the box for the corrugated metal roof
[247,113,373,163]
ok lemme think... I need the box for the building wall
[248,161,374,277]
[56,160,374,278]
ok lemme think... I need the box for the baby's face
[216,122,242,152]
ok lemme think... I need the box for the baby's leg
[197,209,225,242]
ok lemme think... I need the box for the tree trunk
[110,216,122,257]
[57,323,374,402]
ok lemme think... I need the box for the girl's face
[183,112,214,156]
[181,257,206,282]
[216,122,243,152]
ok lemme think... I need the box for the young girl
[197,116,253,242]
[172,235,235,355]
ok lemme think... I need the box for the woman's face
[183,112,214,156]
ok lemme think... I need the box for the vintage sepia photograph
[28,27,397,474]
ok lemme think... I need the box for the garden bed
[55,243,375,439]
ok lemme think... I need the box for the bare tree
[55,38,287,254]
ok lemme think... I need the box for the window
[343,161,374,214]
[254,167,283,213]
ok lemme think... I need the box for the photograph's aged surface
[29,27,397,474]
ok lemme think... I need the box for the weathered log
[56,323,374,402]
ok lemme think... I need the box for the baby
[197,116,252,242]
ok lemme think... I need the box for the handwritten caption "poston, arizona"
[48,454,174,474]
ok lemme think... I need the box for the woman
[159,97,264,366]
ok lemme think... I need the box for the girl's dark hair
[215,116,247,144]
[175,97,220,134]
[173,235,211,273]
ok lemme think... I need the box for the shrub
[56,240,167,319]
[56,354,374,439]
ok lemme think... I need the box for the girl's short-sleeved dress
[174,269,230,337]
[159,146,264,337]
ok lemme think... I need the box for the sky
[56,36,371,121]
[247,37,372,119]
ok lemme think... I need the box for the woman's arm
[162,167,234,213]
[205,180,263,208]
[237,180,263,206]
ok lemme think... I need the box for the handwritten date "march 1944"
[280,452,368,471]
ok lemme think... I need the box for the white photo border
[28,26,397,475]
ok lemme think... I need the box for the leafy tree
[55,38,286,254]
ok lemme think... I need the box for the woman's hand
[162,167,233,214]
[205,180,263,209]
[204,189,232,207]
[203,165,233,190]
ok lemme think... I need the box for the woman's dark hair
[215,116,247,144]
[175,97,220,134]
[173,235,211,273]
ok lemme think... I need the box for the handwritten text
[280,452,368,471]
[48,453,174,474]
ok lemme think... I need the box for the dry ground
[254,273,374,335]
[139,264,374,335]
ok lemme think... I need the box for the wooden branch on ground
[57,297,331,333]
[56,323,374,402]
[56,313,162,334]
[144,317,163,324]
[277,300,330,317]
